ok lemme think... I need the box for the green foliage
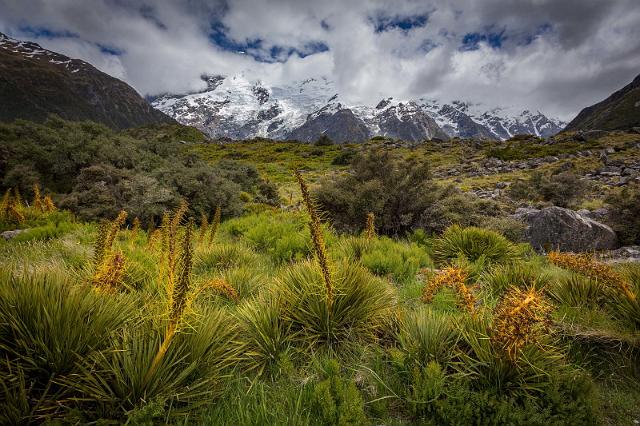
[235,296,292,376]
[0,118,273,222]
[338,236,431,284]
[431,225,518,266]
[225,211,313,263]
[64,308,239,423]
[480,261,551,298]
[508,170,589,208]
[407,361,446,418]
[314,149,436,235]
[195,242,260,273]
[457,315,564,398]
[312,359,367,425]
[606,183,640,245]
[398,307,459,367]
[0,269,136,420]
[546,273,606,308]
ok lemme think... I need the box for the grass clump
[275,260,396,355]
[431,225,518,266]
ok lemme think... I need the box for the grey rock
[512,206,618,252]
[1,229,27,240]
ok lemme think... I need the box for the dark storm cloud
[0,0,638,119]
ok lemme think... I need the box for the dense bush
[0,118,274,222]
[315,150,503,236]
[606,184,640,245]
[508,170,588,208]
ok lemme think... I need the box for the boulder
[1,229,27,240]
[512,206,617,252]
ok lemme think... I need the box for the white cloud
[0,0,639,119]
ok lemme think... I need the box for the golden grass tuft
[295,169,333,306]
[32,183,43,212]
[42,195,56,212]
[208,206,221,246]
[365,212,376,240]
[197,278,239,302]
[92,251,126,293]
[491,286,552,361]
[421,267,476,312]
[91,210,128,291]
[548,251,636,301]
[198,212,209,244]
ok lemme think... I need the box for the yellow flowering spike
[492,286,551,361]
[548,251,636,301]
[208,206,221,246]
[365,212,376,240]
[421,267,475,313]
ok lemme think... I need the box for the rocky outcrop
[513,206,618,252]
[376,101,449,141]
[287,105,370,143]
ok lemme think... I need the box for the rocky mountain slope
[152,74,565,142]
[0,33,173,129]
[565,73,640,131]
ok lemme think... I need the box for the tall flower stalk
[144,217,194,386]
[208,206,221,247]
[295,170,333,306]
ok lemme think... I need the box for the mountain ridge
[0,32,174,129]
[564,73,640,131]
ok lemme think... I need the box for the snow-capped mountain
[152,74,565,142]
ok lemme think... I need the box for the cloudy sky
[1,0,639,120]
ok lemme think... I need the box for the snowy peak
[151,74,566,142]
[0,32,91,74]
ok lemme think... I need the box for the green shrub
[0,118,268,222]
[9,221,76,242]
[431,225,518,266]
[312,359,367,425]
[508,171,589,208]
[606,184,640,245]
[314,149,437,235]
[337,236,431,284]
[546,273,606,308]
[225,212,313,264]
[195,243,259,274]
